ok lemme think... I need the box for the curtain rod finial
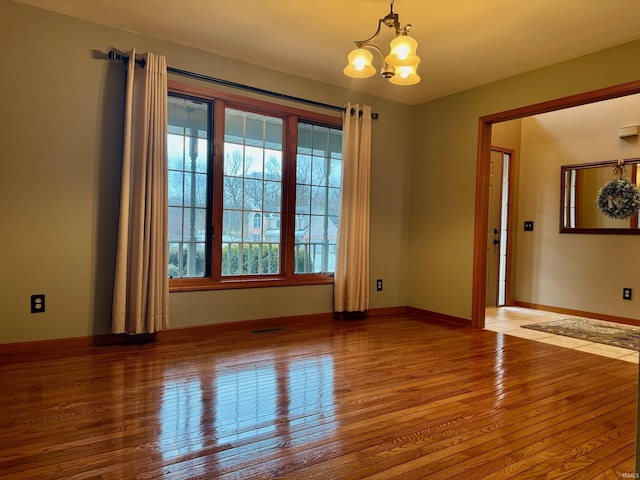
[108,50,146,69]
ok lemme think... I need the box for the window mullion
[210,100,226,281]
[282,115,298,279]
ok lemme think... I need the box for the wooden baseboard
[0,332,160,356]
[158,312,335,341]
[0,306,416,356]
[514,301,639,327]
[406,307,471,326]
[0,335,94,356]
[365,306,410,318]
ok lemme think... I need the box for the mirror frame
[560,157,639,234]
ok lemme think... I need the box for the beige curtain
[112,49,169,334]
[334,104,372,313]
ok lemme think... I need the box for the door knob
[493,239,500,245]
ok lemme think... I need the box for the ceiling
[13,0,640,105]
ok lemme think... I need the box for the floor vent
[252,327,285,334]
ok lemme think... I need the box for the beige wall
[492,120,522,152]
[0,0,412,343]
[514,95,640,319]
[1,0,639,344]
[409,41,640,321]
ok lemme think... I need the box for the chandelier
[343,0,421,85]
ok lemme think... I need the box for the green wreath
[596,177,640,220]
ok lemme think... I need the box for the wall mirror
[560,158,639,234]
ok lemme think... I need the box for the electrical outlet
[376,279,383,291]
[623,288,632,300]
[524,221,534,231]
[31,294,45,313]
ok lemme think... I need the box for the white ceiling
[13,0,640,105]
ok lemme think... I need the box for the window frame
[167,80,343,292]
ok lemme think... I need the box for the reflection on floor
[485,306,639,364]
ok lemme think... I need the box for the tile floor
[485,306,639,364]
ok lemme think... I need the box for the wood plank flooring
[0,313,637,479]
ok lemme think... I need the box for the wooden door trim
[471,80,640,329]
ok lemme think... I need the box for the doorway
[471,80,640,329]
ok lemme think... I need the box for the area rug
[521,318,640,351]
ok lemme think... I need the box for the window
[222,109,283,276]
[295,123,342,274]
[167,96,211,279]
[167,82,343,291]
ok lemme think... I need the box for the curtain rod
[107,50,378,117]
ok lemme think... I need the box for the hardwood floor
[0,313,637,479]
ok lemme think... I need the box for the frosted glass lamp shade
[343,48,376,78]
[389,65,421,85]
[385,35,420,67]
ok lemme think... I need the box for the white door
[486,150,503,306]
[486,148,512,307]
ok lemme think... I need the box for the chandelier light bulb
[385,35,420,67]
[343,48,376,78]
[389,65,421,85]
[354,57,368,70]
[395,44,410,61]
